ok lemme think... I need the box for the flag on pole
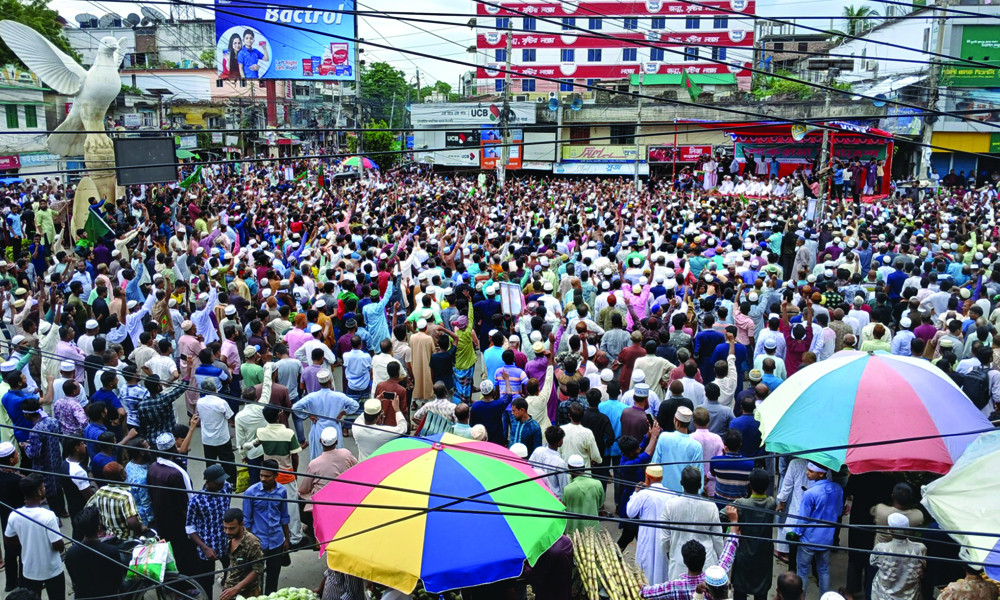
[318,162,325,187]
[84,209,112,242]
[680,69,702,102]
[178,165,202,189]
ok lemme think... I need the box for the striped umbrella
[312,433,565,594]
[759,351,992,473]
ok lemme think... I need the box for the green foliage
[0,0,81,69]
[346,120,397,170]
[199,49,215,68]
[120,84,144,95]
[831,4,880,42]
[752,70,851,100]
[360,62,409,129]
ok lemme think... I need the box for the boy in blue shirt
[237,30,268,78]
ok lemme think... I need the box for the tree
[347,120,398,170]
[360,62,409,129]
[0,0,80,68]
[833,5,880,42]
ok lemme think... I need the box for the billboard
[445,131,480,147]
[561,145,644,162]
[481,127,521,170]
[410,102,536,126]
[648,145,713,163]
[214,0,355,81]
[941,26,1000,87]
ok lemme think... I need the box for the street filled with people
[0,159,998,600]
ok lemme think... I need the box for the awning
[175,149,199,159]
[851,74,928,98]
[630,73,736,86]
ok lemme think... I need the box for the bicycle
[114,532,210,600]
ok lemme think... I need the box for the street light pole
[498,26,513,189]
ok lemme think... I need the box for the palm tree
[839,4,880,39]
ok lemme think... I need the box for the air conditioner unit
[514,95,528,101]
[536,96,546,103]
[548,91,558,99]
[865,60,876,71]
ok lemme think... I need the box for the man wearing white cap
[298,426,358,511]
[787,462,844,596]
[626,464,670,583]
[78,319,100,357]
[353,397,407,461]
[291,370,359,462]
[561,454,604,533]
[191,280,221,345]
[869,513,926,600]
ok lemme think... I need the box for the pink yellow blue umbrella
[343,156,378,169]
[758,351,993,474]
[312,433,566,594]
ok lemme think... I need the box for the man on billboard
[238,29,269,79]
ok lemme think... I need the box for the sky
[48,0,856,86]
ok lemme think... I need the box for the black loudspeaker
[113,137,179,185]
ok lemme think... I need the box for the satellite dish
[548,97,560,111]
[140,17,152,25]
[140,6,166,22]
[872,93,887,108]
[570,95,583,111]
[126,13,141,25]
[99,13,121,28]
[75,13,99,27]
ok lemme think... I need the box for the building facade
[474,0,755,98]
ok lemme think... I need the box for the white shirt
[145,354,179,381]
[196,395,234,446]
[4,506,64,581]
[627,483,670,584]
[78,333,97,357]
[353,412,407,461]
[679,377,707,406]
[528,446,569,499]
[559,423,601,465]
[191,288,220,344]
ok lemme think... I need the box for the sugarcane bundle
[571,529,648,600]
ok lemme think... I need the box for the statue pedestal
[72,133,122,235]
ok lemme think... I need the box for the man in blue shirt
[237,30,268,79]
[2,368,37,443]
[789,462,844,597]
[243,459,290,594]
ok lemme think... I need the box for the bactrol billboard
[941,26,1000,87]
[214,0,355,81]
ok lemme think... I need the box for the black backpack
[962,366,992,410]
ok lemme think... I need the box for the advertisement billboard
[561,145,644,162]
[410,102,536,126]
[445,131,480,147]
[481,127,522,170]
[214,0,355,81]
[941,26,1000,87]
[648,145,713,163]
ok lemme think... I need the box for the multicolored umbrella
[759,351,992,474]
[312,433,566,594]
[922,430,1000,579]
[343,156,379,169]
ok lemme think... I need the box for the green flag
[680,70,702,102]
[178,165,202,189]
[296,170,307,181]
[84,209,112,242]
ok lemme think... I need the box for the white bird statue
[0,20,123,157]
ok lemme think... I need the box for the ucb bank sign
[411,102,537,126]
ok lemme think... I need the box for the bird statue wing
[0,20,87,96]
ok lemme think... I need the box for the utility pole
[416,70,421,103]
[919,0,949,180]
[498,26,513,189]
[355,38,365,182]
[634,73,643,192]
[816,76,833,221]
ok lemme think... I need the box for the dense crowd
[0,159,998,600]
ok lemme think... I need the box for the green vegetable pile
[236,587,318,600]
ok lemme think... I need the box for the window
[712,47,727,60]
[562,17,575,30]
[610,124,635,145]
[495,80,505,92]
[240,80,246,87]
[561,48,575,62]
[798,42,808,52]
[623,18,638,30]
[623,48,637,61]
[713,16,728,28]
[495,49,507,62]
[521,79,536,92]
[773,42,784,51]
[651,17,666,29]
[685,16,700,29]
[685,47,699,61]
[216,79,224,88]
[523,17,536,30]
[5,105,17,129]
[23,105,36,128]
[587,48,602,62]
[586,78,598,88]
[650,48,665,61]
[560,79,574,91]
[496,17,510,29]
[589,17,602,30]
[522,49,536,62]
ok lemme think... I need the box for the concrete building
[474,0,755,99]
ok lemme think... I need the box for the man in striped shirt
[709,430,755,506]
[85,461,144,541]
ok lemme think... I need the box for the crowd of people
[0,159,997,600]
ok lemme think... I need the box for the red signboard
[477,31,753,48]
[0,155,21,170]
[477,1,756,17]
[477,62,750,79]
[648,145,713,163]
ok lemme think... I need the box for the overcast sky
[49,0,856,86]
